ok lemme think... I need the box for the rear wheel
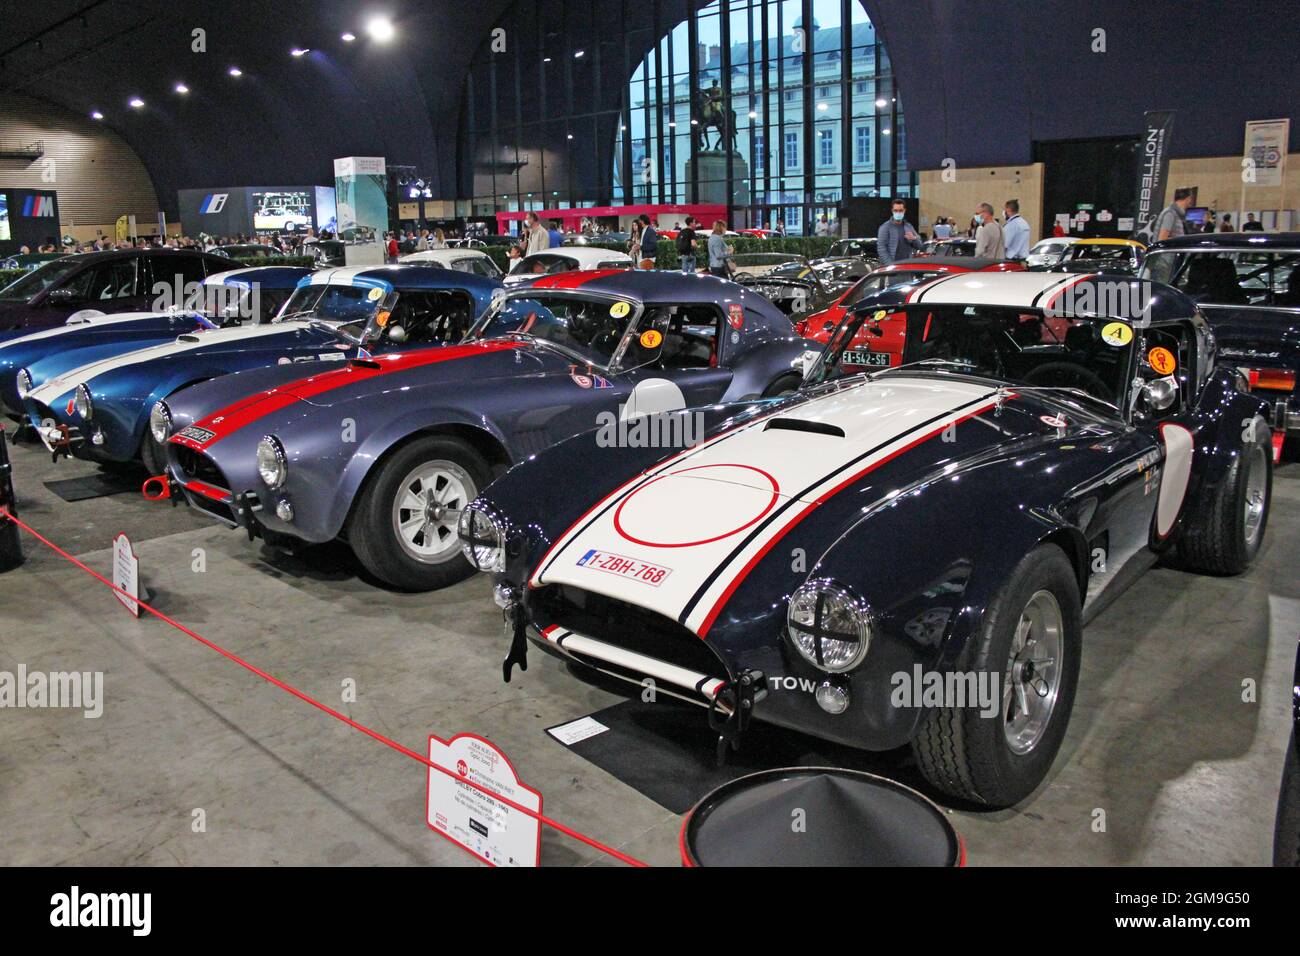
[140,429,167,475]
[1178,417,1271,574]
[349,435,489,591]
[912,543,1082,807]
[761,373,803,398]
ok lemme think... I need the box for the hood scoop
[764,417,845,438]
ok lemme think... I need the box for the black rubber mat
[546,696,924,814]
[43,470,143,502]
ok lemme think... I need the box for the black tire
[1178,417,1271,575]
[1275,731,1300,867]
[140,429,167,475]
[912,543,1082,807]
[349,435,490,591]
[761,372,803,398]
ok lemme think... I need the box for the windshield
[829,239,875,258]
[1069,243,1135,261]
[0,258,82,301]
[730,253,805,277]
[470,294,637,367]
[277,284,386,338]
[1141,249,1300,308]
[839,270,945,310]
[808,303,1135,409]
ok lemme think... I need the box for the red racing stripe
[170,341,520,451]
[531,269,628,290]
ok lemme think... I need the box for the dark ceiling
[2,1,1297,218]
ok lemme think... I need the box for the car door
[616,304,734,411]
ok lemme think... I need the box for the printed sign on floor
[427,733,541,867]
[113,533,140,617]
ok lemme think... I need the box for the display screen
[314,186,337,234]
[252,191,312,232]
[0,193,9,241]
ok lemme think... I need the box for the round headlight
[458,506,505,572]
[73,383,93,420]
[787,580,872,673]
[15,368,32,399]
[256,435,287,489]
[149,401,172,443]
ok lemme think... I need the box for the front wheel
[762,373,803,398]
[912,543,1082,807]
[349,435,489,591]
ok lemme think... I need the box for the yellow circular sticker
[367,287,384,302]
[873,310,888,320]
[610,301,631,318]
[1101,321,1133,347]
[639,329,663,349]
[1148,346,1176,375]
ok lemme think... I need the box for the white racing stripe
[27,321,313,404]
[910,270,1087,307]
[0,312,162,350]
[532,376,1002,636]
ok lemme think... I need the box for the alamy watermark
[152,277,263,323]
[0,665,103,718]
[596,407,704,448]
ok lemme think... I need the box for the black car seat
[1183,256,1248,304]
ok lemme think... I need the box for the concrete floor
[0,431,1295,867]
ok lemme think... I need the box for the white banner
[1244,119,1289,188]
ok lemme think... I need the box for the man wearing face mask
[1002,199,1030,260]
[876,198,923,266]
[973,202,1006,259]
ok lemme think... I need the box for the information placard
[427,733,541,867]
[112,532,139,617]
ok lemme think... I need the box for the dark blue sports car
[23,265,502,473]
[463,270,1273,808]
[1142,231,1300,457]
[0,265,307,417]
[158,270,811,591]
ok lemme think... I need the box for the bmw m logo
[199,193,229,214]
[22,195,55,217]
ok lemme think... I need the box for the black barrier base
[0,428,23,572]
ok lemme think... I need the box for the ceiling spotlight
[174,83,189,94]
[874,98,886,108]
[816,102,828,111]
[129,97,145,108]
[367,17,395,42]
[542,57,552,63]
[228,66,242,77]
[566,134,574,140]
[90,110,104,120]
[573,49,585,58]
[290,48,310,57]
[882,128,891,135]
[341,32,356,42]
[668,121,676,128]
[747,110,757,118]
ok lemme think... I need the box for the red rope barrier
[0,506,649,867]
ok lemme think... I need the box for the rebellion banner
[1135,110,1176,235]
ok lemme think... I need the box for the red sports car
[794,257,1026,370]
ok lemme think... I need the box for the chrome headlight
[74,383,93,420]
[786,580,872,673]
[256,435,287,489]
[15,368,32,399]
[458,506,505,572]
[149,401,172,443]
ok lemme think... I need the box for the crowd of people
[11,229,335,257]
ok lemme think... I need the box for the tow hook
[708,669,767,764]
[141,474,180,506]
[42,424,77,463]
[502,602,529,682]
[232,491,263,541]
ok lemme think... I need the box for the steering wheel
[1022,361,1111,400]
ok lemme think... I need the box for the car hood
[530,375,1019,635]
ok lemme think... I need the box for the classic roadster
[158,270,810,591]
[23,265,500,473]
[462,270,1273,808]
[0,265,307,417]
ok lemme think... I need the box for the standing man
[1242,213,1264,232]
[525,212,550,255]
[678,217,699,273]
[973,203,1006,259]
[876,198,923,266]
[548,219,564,248]
[638,214,659,269]
[1154,188,1193,242]
[1002,200,1030,260]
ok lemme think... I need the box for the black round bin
[680,767,964,867]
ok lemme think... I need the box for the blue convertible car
[158,269,811,591]
[463,270,1273,808]
[1141,231,1300,457]
[0,266,307,418]
[23,265,502,473]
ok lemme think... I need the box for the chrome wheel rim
[1002,589,1064,756]
[391,460,474,564]
[1243,442,1267,548]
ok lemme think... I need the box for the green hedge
[0,269,26,290]
[223,255,317,269]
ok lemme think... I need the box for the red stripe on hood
[169,341,520,452]
[531,269,628,290]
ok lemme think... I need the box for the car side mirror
[1141,376,1178,412]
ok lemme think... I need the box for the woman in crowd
[707,220,732,278]
[627,218,643,266]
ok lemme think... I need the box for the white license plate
[842,349,890,367]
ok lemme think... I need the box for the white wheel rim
[1002,589,1064,756]
[390,460,475,564]
[1243,442,1267,548]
